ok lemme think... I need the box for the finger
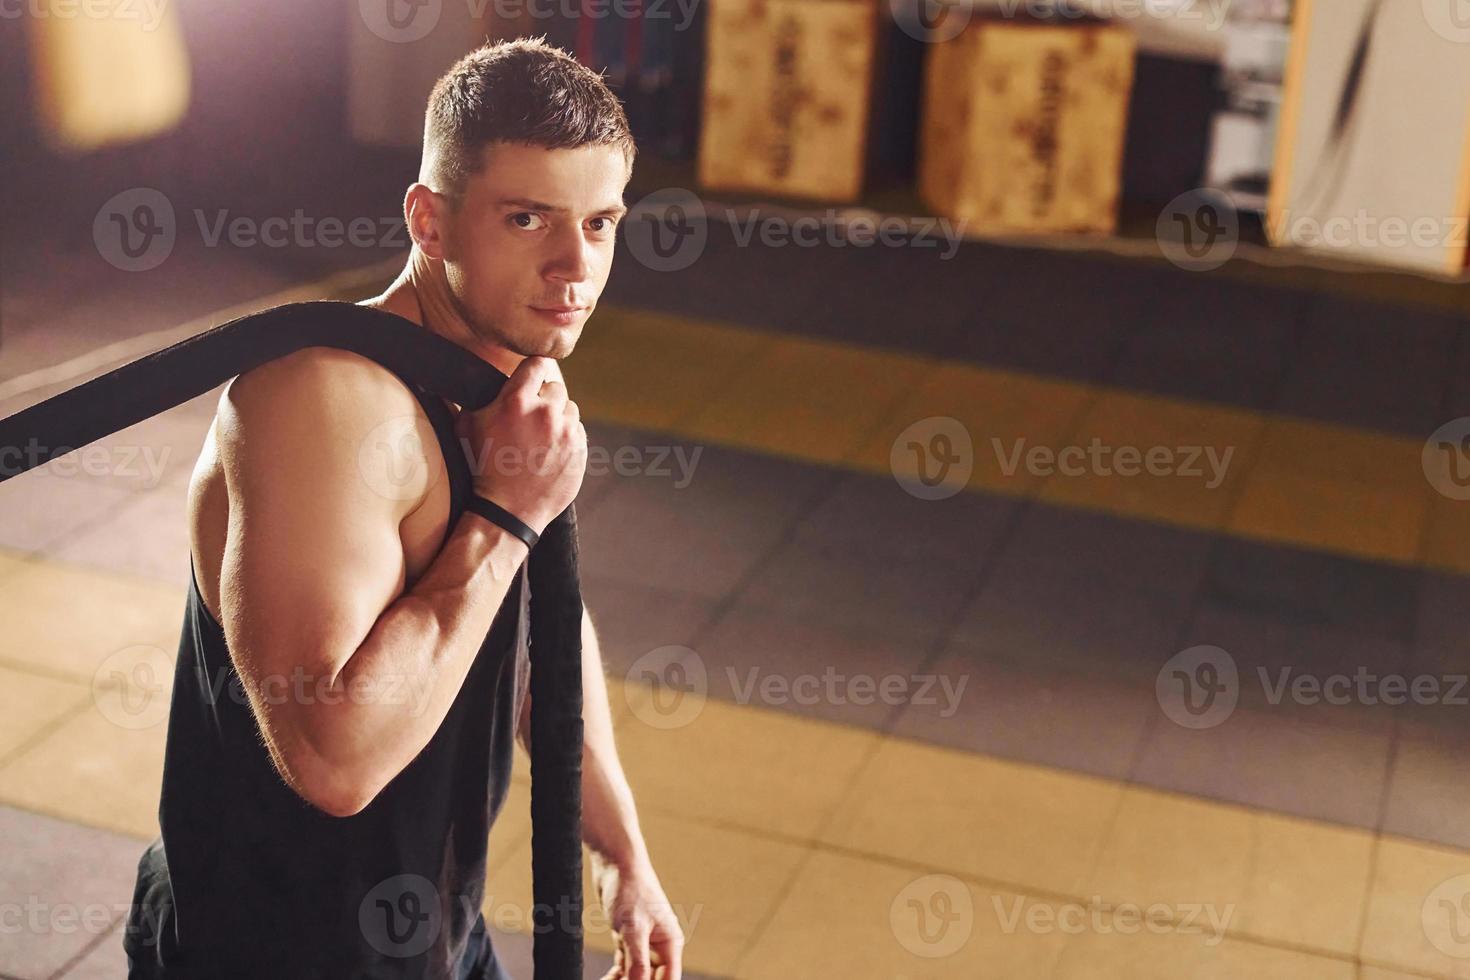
[623,922,654,980]
[536,378,568,406]
[504,355,557,402]
[606,934,627,980]
[653,931,683,980]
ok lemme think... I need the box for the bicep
[216,352,424,718]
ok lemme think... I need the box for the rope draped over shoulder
[0,300,585,977]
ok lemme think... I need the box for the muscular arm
[219,348,529,817]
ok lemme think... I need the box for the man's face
[438,142,630,359]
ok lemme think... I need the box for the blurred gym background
[3,1,1470,978]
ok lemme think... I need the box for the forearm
[298,511,529,808]
[578,611,652,870]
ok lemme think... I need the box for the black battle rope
[0,300,584,977]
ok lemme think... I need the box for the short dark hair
[422,36,635,199]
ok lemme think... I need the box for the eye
[509,212,545,231]
[588,216,618,235]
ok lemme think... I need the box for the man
[123,37,683,980]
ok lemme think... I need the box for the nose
[543,223,595,287]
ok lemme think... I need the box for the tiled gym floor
[3,219,1470,978]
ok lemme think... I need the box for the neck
[362,248,524,381]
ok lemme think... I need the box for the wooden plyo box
[698,0,880,202]
[918,16,1136,235]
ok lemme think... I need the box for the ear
[404,183,450,260]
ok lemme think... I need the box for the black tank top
[123,351,529,980]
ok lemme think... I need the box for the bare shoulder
[220,346,420,428]
[216,346,439,516]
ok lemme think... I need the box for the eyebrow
[496,197,629,219]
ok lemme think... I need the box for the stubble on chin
[472,315,578,361]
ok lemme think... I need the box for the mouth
[529,305,589,325]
